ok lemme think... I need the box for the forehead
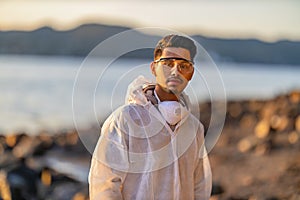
[161,47,191,61]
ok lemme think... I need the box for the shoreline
[0,90,299,199]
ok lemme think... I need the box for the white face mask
[158,101,188,125]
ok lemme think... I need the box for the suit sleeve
[194,124,212,200]
[89,114,129,200]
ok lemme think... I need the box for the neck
[155,84,179,101]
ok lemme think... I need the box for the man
[89,34,212,199]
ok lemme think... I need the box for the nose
[170,63,180,76]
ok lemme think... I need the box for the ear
[150,62,156,76]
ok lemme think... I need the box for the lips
[167,77,183,85]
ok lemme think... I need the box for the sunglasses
[154,57,194,74]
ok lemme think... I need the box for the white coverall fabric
[89,76,212,200]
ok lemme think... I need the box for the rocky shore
[204,90,300,200]
[0,90,300,200]
[0,131,91,200]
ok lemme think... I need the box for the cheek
[177,72,189,84]
[178,75,189,90]
[156,67,169,79]
[179,79,188,89]
[184,73,193,81]
[162,67,171,76]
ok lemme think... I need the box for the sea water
[1,55,300,134]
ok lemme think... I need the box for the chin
[169,87,181,94]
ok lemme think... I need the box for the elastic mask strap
[142,83,189,110]
[142,84,158,105]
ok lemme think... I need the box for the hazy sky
[1,0,299,41]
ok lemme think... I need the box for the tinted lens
[177,62,193,73]
[160,59,193,74]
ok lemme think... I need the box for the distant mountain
[0,24,130,56]
[0,24,299,65]
[193,36,300,65]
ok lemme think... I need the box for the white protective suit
[89,76,212,200]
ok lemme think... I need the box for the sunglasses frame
[154,57,194,75]
[154,57,194,65]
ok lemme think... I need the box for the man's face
[151,47,194,95]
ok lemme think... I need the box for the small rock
[288,131,299,144]
[295,116,300,132]
[270,115,289,132]
[255,120,270,139]
[237,136,258,153]
[211,182,224,195]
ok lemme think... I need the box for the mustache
[166,76,184,84]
